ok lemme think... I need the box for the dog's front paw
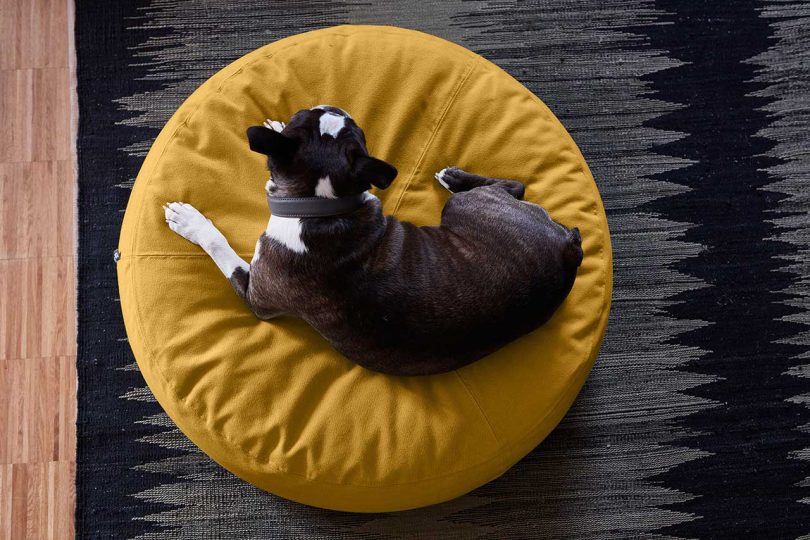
[434,166,461,192]
[163,202,222,249]
[263,118,286,133]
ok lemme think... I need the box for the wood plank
[0,462,74,540]
[0,356,76,465]
[0,69,33,163]
[0,258,75,360]
[32,68,72,162]
[0,464,12,540]
[0,0,70,69]
[0,161,74,260]
[0,67,71,163]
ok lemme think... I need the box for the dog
[164,105,583,376]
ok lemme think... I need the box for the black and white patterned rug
[76,1,810,538]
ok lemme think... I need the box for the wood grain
[0,0,76,538]
[0,0,69,69]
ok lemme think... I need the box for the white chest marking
[251,238,263,265]
[319,113,345,138]
[315,175,337,198]
[266,216,307,254]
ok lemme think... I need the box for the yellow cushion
[117,25,612,512]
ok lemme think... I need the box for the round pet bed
[117,25,613,512]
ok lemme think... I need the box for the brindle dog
[164,106,582,375]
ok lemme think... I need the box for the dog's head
[246,106,397,198]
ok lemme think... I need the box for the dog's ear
[246,126,298,161]
[353,156,397,189]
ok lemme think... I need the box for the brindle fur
[240,106,582,376]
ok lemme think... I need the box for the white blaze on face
[318,112,345,138]
[265,216,307,254]
[315,175,337,198]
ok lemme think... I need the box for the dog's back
[255,187,582,376]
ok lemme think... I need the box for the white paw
[163,202,221,248]
[263,118,286,133]
[434,167,452,191]
[265,177,277,193]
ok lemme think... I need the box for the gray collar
[267,193,366,218]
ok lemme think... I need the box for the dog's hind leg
[434,167,525,199]
[163,202,254,306]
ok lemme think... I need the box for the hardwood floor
[0,0,77,538]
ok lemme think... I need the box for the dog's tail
[564,227,583,268]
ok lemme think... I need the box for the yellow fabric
[117,25,613,512]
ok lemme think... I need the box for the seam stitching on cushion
[125,27,613,490]
[454,371,500,444]
[389,61,476,218]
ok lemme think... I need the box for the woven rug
[75,1,810,538]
